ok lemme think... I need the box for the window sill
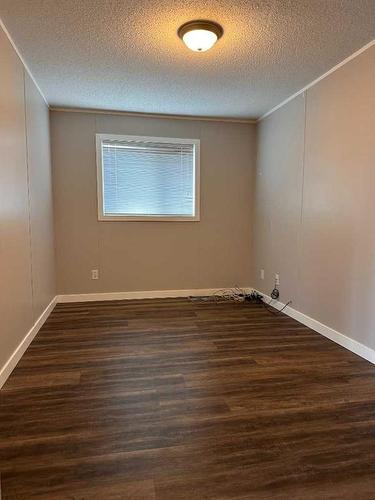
[98,215,200,222]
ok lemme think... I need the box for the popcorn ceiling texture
[0,0,374,119]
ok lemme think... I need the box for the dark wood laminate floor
[1,298,375,499]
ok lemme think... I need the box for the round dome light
[178,20,223,52]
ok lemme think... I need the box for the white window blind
[96,134,199,221]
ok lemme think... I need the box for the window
[96,134,200,221]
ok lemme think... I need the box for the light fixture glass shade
[182,29,218,52]
[178,20,223,52]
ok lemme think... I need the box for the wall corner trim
[0,16,49,107]
[254,290,375,365]
[0,297,57,389]
[258,38,375,121]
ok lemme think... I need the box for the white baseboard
[0,296,57,389]
[57,287,252,303]
[255,290,375,365]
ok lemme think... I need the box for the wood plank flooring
[1,298,375,499]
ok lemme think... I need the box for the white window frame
[96,133,200,222]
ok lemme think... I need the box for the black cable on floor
[262,297,292,315]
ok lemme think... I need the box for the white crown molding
[49,106,257,124]
[0,16,49,107]
[259,38,375,121]
[254,290,375,365]
[57,287,252,303]
[0,297,57,389]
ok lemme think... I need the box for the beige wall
[0,26,55,376]
[253,45,375,350]
[25,73,56,318]
[50,111,256,294]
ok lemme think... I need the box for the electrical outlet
[91,269,99,280]
[275,273,280,286]
[260,269,265,280]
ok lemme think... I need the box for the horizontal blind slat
[101,138,195,217]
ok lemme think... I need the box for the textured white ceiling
[1,0,374,119]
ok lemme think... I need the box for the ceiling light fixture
[178,20,223,52]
